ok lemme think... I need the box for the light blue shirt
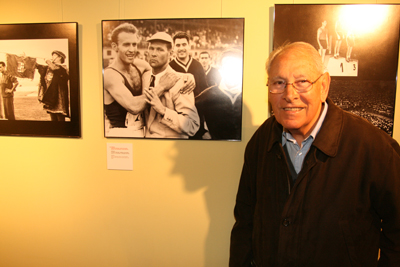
[282,102,328,174]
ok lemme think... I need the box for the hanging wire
[61,0,64,22]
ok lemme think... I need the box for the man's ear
[111,42,118,52]
[320,72,331,102]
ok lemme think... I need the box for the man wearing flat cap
[143,31,200,139]
[52,50,66,62]
[36,50,70,121]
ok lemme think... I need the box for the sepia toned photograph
[0,22,80,137]
[102,18,244,140]
[273,4,400,136]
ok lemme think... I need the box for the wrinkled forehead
[174,38,189,45]
[117,31,138,43]
[149,40,171,50]
[270,48,319,75]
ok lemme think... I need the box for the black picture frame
[0,22,80,138]
[102,18,244,141]
[273,4,400,136]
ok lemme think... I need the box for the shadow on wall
[169,103,259,267]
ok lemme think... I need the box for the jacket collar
[267,98,342,158]
[173,56,193,72]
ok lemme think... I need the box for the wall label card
[107,143,133,171]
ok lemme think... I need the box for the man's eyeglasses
[267,73,324,94]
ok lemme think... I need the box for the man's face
[52,54,62,64]
[174,38,189,61]
[0,65,5,72]
[199,53,210,70]
[268,49,330,138]
[148,41,172,72]
[112,31,138,64]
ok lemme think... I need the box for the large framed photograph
[0,22,80,137]
[273,4,400,136]
[102,18,244,140]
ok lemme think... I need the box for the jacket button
[283,218,291,227]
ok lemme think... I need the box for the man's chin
[124,58,134,64]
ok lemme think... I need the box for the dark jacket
[230,98,400,267]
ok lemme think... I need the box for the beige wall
[0,0,399,266]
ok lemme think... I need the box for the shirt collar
[151,66,170,87]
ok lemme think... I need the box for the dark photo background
[273,4,400,136]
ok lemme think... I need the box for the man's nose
[283,83,299,100]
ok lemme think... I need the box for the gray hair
[266,42,324,75]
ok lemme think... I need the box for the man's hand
[179,73,195,94]
[5,89,13,94]
[144,87,166,117]
[46,59,60,70]
[158,72,181,93]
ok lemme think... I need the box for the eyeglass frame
[267,73,325,94]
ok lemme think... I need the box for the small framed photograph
[0,22,80,137]
[102,18,244,140]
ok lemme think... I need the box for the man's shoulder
[324,102,399,152]
[342,109,395,143]
[3,72,18,82]
[244,116,280,155]
[2,71,14,77]
[250,116,279,142]
[169,58,180,67]
[164,66,185,96]
[208,67,221,76]
[133,58,150,73]
[163,65,183,78]
[104,66,120,77]
[210,66,218,71]
[189,57,203,68]
[103,66,125,87]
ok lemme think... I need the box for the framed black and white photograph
[273,4,400,136]
[0,22,80,137]
[102,18,244,140]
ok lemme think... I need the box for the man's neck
[152,63,168,75]
[177,56,190,65]
[112,57,132,73]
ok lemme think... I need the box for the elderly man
[143,32,199,139]
[230,42,400,266]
